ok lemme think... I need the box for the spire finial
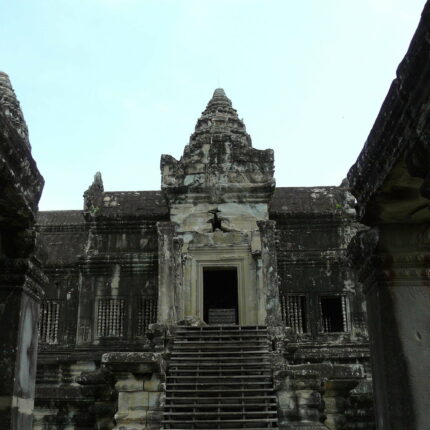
[83,171,104,212]
[206,88,232,110]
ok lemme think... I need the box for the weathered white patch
[18,306,33,393]
[343,279,355,293]
[0,396,34,414]
[110,264,121,295]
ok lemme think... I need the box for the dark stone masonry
[0,3,429,429]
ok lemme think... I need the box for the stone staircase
[163,325,279,430]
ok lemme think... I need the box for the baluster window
[281,294,307,334]
[39,300,60,344]
[96,297,126,338]
[136,296,157,336]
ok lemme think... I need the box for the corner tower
[158,89,279,326]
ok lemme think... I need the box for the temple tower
[158,89,280,325]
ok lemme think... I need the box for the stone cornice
[0,256,48,300]
[347,3,430,223]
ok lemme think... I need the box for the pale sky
[0,0,426,210]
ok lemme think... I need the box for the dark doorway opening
[203,267,238,325]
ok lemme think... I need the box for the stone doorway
[203,267,238,325]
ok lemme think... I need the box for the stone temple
[1,3,430,430]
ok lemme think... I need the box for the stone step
[163,426,279,430]
[175,325,267,330]
[165,396,277,402]
[167,375,272,380]
[164,403,277,409]
[162,418,278,424]
[169,362,272,368]
[167,383,273,389]
[168,369,272,374]
[175,332,268,337]
[164,325,277,430]
[164,411,278,417]
[173,344,269,350]
[174,339,269,344]
[166,389,275,394]
[171,351,270,356]
[170,355,270,360]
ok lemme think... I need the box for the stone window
[136,296,157,336]
[39,300,60,344]
[281,294,307,334]
[96,297,126,338]
[319,295,349,333]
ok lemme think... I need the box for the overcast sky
[1,0,426,210]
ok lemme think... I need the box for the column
[349,225,430,430]
[157,222,179,324]
[257,220,283,326]
[0,251,47,428]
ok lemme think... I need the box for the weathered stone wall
[33,187,168,429]
[270,187,368,347]
[31,88,376,429]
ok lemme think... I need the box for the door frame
[185,245,257,325]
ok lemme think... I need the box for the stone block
[118,391,149,413]
[116,374,144,392]
[143,374,162,392]
[148,392,161,408]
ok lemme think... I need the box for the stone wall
[33,184,168,428]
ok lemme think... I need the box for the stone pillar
[75,367,117,430]
[102,352,165,430]
[274,362,365,430]
[157,222,179,324]
[349,225,430,430]
[257,220,282,326]
[0,255,47,429]
[0,71,45,429]
[344,380,375,430]
[274,366,327,430]
[323,379,359,430]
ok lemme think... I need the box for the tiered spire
[161,88,275,204]
[192,88,249,144]
[0,72,30,148]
